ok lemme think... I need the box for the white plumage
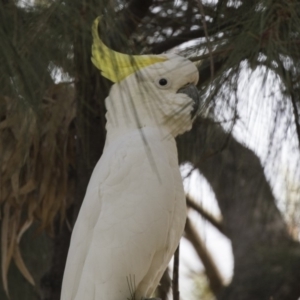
[61,19,199,300]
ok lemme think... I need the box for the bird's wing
[60,147,110,300]
[61,130,176,300]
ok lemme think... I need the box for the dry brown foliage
[0,83,76,295]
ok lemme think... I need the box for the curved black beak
[177,84,200,119]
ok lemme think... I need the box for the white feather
[61,54,198,300]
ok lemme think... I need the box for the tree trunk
[178,118,300,300]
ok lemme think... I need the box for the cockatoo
[61,17,200,300]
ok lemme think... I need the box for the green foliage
[192,272,215,300]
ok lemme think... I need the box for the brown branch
[157,268,171,300]
[186,196,226,236]
[291,92,300,149]
[184,217,224,296]
[172,246,180,300]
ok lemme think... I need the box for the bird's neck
[104,91,175,143]
[105,124,173,146]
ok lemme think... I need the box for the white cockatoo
[61,17,200,300]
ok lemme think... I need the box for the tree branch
[290,91,300,151]
[184,217,224,296]
[172,246,180,300]
[186,196,226,236]
[156,268,171,300]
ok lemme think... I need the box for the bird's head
[91,17,200,138]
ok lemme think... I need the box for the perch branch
[172,245,180,300]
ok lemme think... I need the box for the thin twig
[290,91,300,151]
[172,245,180,300]
[196,0,214,80]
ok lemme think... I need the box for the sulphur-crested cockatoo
[61,17,200,300]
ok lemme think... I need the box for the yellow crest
[91,17,168,83]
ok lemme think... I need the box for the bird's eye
[155,77,171,89]
[159,78,168,86]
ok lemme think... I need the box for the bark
[177,118,300,300]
